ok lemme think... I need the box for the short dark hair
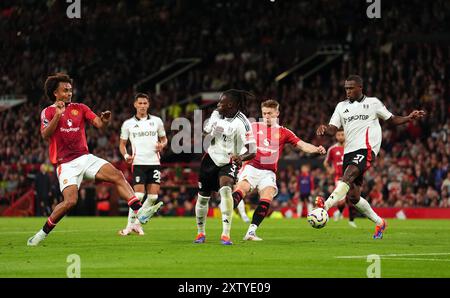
[134,93,150,102]
[261,99,280,110]
[44,73,73,101]
[346,75,363,86]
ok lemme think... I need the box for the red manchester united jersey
[246,122,301,172]
[325,143,344,180]
[40,102,97,165]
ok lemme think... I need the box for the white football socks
[354,197,383,226]
[237,200,248,220]
[219,186,233,237]
[247,224,258,234]
[142,194,158,209]
[324,181,350,211]
[195,194,210,234]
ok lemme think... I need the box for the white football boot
[132,223,145,235]
[137,201,164,224]
[243,230,263,241]
[27,230,47,246]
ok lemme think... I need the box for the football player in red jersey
[27,73,157,246]
[232,99,326,240]
[324,128,358,227]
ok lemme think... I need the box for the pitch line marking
[379,257,450,262]
[335,253,450,259]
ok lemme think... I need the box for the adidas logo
[223,219,229,223]
[344,109,349,113]
[134,124,139,128]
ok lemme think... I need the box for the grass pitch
[1,217,450,278]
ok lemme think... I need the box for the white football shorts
[57,154,109,192]
[238,164,278,195]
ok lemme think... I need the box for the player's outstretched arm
[93,111,112,129]
[296,140,326,155]
[386,110,426,126]
[316,124,338,137]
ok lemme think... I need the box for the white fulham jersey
[120,114,166,165]
[204,110,255,167]
[329,96,393,156]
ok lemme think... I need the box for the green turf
[1,217,450,277]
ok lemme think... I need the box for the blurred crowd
[1,0,449,216]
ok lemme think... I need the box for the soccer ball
[307,208,329,229]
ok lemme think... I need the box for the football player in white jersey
[316,75,425,239]
[118,93,167,235]
[194,89,257,245]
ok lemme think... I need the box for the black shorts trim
[132,165,161,186]
[198,154,238,192]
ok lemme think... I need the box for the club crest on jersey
[71,109,79,116]
[135,176,141,183]
[67,119,73,127]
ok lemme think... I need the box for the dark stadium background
[0,0,449,219]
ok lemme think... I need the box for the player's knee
[64,198,78,210]
[111,168,126,183]
[346,192,359,204]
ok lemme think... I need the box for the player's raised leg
[93,163,156,225]
[244,186,276,241]
[315,165,357,210]
[27,185,79,246]
[233,179,252,222]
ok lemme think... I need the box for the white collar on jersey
[134,114,151,121]
[224,111,241,121]
[349,94,366,103]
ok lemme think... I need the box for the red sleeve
[310,176,315,191]
[283,127,301,146]
[40,107,54,132]
[81,104,97,123]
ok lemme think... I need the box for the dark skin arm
[386,110,426,126]
[231,142,256,168]
[316,124,338,137]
